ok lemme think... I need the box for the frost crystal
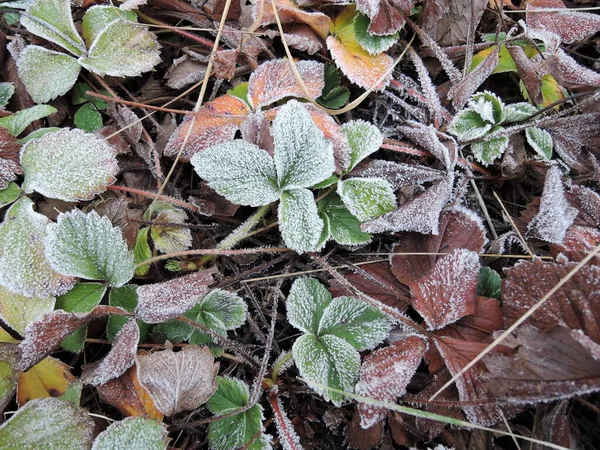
[527,166,578,244]
[20,128,118,202]
[44,209,135,287]
[527,3,600,44]
[0,198,75,298]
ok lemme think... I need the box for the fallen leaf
[526,0,600,43]
[421,0,488,46]
[0,127,21,189]
[355,0,415,35]
[17,356,75,406]
[256,0,330,39]
[136,345,219,416]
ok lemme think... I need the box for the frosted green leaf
[17,46,80,104]
[447,108,492,141]
[338,177,396,222]
[0,397,94,449]
[502,102,538,123]
[0,104,56,137]
[44,209,135,287]
[82,5,137,47]
[471,135,509,165]
[0,82,14,109]
[20,128,118,201]
[0,285,55,336]
[191,140,280,207]
[92,417,168,450]
[79,19,161,77]
[133,227,152,276]
[107,285,149,342]
[272,100,335,190]
[318,296,391,350]
[20,0,85,56]
[342,120,384,172]
[74,103,103,132]
[0,198,75,298]
[208,377,271,450]
[0,343,18,414]
[318,193,371,246]
[278,188,324,253]
[477,266,501,301]
[293,333,360,406]
[16,127,60,144]
[525,126,553,161]
[354,13,398,55]
[286,277,333,335]
[0,182,22,208]
[468,91,504,124]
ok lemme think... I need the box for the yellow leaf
[17,356,75,406]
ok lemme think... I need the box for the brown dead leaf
[550,225,600,265]
[256,0,330,39]
[347,407,384,450]
[136,345,219,416]
[0,127,22,189]
[355,0,416,35]
[421,0,488,46]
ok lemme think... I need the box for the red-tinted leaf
[448,45,500,111]
[506,45,543,105]
[163,95,250,162]
[81,319,139,386]
[442,296,504,343]
[550,225,600,265]
[391,206,487,284]
[355,0,416,35]
[304,104,350,172]
[134,268,217,323]
[136,345,219,416]
[347,407,384,450]
[255,0,330,39]
[566,184,600,228]
[502,259,600,343]
[483,326,600,403]
[397,121,456,169]
[410,249,479,330]
[527,0,600,43]
[355,335,427,428]
[546,48,600,88]
[247,59,325,109]
[354,159,446,190]
[329,261,410,311]
[532,401,573,450]
[0,128,22,189]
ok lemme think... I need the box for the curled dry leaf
[134,268,217,323]
[355,335,427,428]
[136,345,219,416]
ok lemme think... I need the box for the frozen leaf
[208,377,270,450]
[191,140,280,207]
[341,120,383,172]
[391,206,487,284]
[502,102,538,123]
[0,128,21,189]
[44,209,135,287]
[550,225,600,265]
[20,128,118,201]
[81,5,136,46]
[448,45,500,110]
[503,259,600,344]
[0,183,21,208]
[107,285,149,342]
[471,135,510,165]
[526,166,577,244]
[137,345,219,416]
[0,104,56,136]
[247,59,325,109]
[354,159,445,190]
[164,95,250,161]
[92,417,167,450]
[17,46,80,104]
[79,20,161,78]
[525,126,553,161]
[327,35,393,92]
[278,188,324,253]
[338,177,396,222]
[546,48,600,87]
[81,319,139,386]
[135,269,217,323]
[273,101,334,189]
[74,103,103,132]
[146,202,192,254]
[303,104,351,173]
[527,1,600,44]
[469,91,504,124]
[477,267,501,301]
[287,277,333,335]
[361,175,454,235]
[355,0,415,35]
[483,326,600,403]
[0,285,54,336]
[318,193,372,246]
[398,121,456,169]
[256,0,330,39]
[17,356,75,406]
[354,13,398,55]
[0,398,94,449]
[0,343,18,413]
[409,249,479,330]
[355,335,427,428]
[20,0,86,56]
[447,108,492,141]
[0,198,75,298]
[0,82,15,109]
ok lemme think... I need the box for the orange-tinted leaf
[526,0,600,43]
[97,365,163,420]
[304,104,350,172]
[163,95,250,162]
[247,59,325,109]
[17,356,75,406]
[326,36,393,92]
[256,0,330,39]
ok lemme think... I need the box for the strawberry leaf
[278,188,324,253]
[470,135,509,165]
[91,417,168,450]
[337,177,396,222]
[341,120,384,172]
[0,104,56,137]
[525,126,553,161]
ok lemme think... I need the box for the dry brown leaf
[421,0,488,47]
[0,128,22,189]
[256,0,330,39]
[355,0,416,35]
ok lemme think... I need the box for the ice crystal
[91,417,168,450]
[341,120,384,172]
[278,188,324,253]
[0,198,75,298]
[527,166,577,244]
[17,46,80,104]
[44,209,135,287]
[137,346,219,416]
[546,48,600,87]
[20,128,118,201]
[338,177,396,222]
[271,392,302,450]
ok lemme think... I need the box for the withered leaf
[136,345,219,416]
[420,0,488,46]
[0,127,22,189]
[550,225,600,265]
[526,0,600,44]
[256,0,330,39]
[355,0,416,35]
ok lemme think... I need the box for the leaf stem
[270,351,293,383]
